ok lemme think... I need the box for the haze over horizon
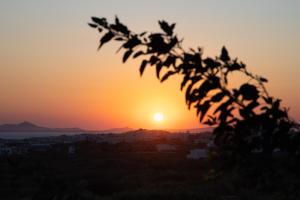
[1,0,299,130]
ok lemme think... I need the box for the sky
[0,0,299,130]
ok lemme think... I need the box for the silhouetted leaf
[115,37,124,41]
[91,17,107,27]
[228,62,243,71]
[98,31,114,50]
[133,51,144,58]
[88,23,97,28]
[149,56,159,65]
[123,36,141,49]
[203,57,221,69]
[156,62,163,78]
[115,15,120,24]
[139,31,147,36]
[259,77,268,83]
[139,60,148,76]
[263,97,273,104]
[220,46,230,62]
[181,75,190,90]
[110,16,130,35]
[163,56,176,68]
[123,50,133,63]
[211,91,227,102]
[161,70,177,82]
[198,100,211,122]
[185,83,194,106]
[214,99,233,115]
[239,84,259,100]
[158,20,175,36]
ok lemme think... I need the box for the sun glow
[153,112,164,122]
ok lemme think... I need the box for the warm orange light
[153,112,164,122]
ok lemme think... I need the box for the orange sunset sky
[0,1,299,130]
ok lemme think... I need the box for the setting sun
[153,112,164,122]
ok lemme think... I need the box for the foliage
[89,16,300,162]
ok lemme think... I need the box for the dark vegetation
[89,16,300,164]
[1,141,300,200]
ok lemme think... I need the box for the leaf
[181,75,190,91]
[139,60,148,76]
[139,31,147,36]
[161,70,177,82]
[91,17,107,27]
[115,37,124,41]
[228,62,243,71]
[185,83,194,106]
[98,31,114,50]
[115,15,120,24]
[133,51,144,58]
[214,99,233,115]
[203,57,221,69]
[163,56,176,68]
[156,62,163,79]
[110,17,130,35]
[158,20,175,36]
[211,91,226,102]
[123,36,141,49]
[88,23,97,28]
[259,77,268,83]
[123,50,133,63]
[220,46,230,62]
[149,56,159,65]
[198,100,211,122]
[239,84,259,100]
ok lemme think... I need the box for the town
[0,129,212,159]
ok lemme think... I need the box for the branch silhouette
[89,16,299,161]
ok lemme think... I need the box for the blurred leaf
[239,84,259,100]
[98,31,114,50]
[139,60,148,76]
[88,23,97,28]
[115,37,124,41]
[110,16,130,35]
[123,36,140,49]
[214,99,233,115]
[139,31,147,36]
[91,17,107,27]
[156,62,163,78]
[149,55,159,65]
[123,50,133,63]
[220,46,230,62]
[133,51,144,58]
[259,77,268,83]
[211,91,227,102]
[204,57,221,69]
[161,70,177,82]
[158,20,175,36]
[115,15,120,24]
[198,100,211,122]
[163,56,176,68]
[181,75,190,90]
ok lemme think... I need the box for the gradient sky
[0,0,299,130]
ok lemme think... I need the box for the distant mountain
[0,121,84,132]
